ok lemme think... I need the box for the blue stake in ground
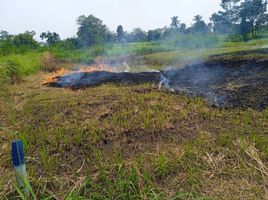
[11,140,27,188]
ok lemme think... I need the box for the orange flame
[43,68,70,84]
[43,64,113,85]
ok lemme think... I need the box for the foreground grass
[0,73,268,199]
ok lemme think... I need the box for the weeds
[40,51,58,72]
[218,131,233,147]
[0,52,42,84]
[2,60,21,84]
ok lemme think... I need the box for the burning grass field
[0,45,268,199]
[0,67,268,199]
[43,49,268,111]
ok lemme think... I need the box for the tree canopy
[116,25,125,42]
[77,15,110,47]
[1,0,268,54]
[191,15,210,34]
[211,0,268,38]
[40,31,61,46]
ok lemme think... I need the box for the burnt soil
[162,58,268,110]
[46,56,268,111]
[47,71,161,89]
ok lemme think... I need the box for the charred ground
[46,49,268,111]
[162,57,268,110]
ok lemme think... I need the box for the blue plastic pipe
[11,140,27,188]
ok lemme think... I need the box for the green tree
[222,0,241,5]
[0,31,14,55]
[12,31,39,49]
[210,12,234,33]
[0,30,11,40]
[116,25,125,42]
[40,31,61,45]
[211,0,268,38]
[128,28,147,42]
[179,23,187,33]
[0,31,39,54]
[239,0,268,37]
[191,15,209,34]
[162,26,173,39]
[147,29,162,41]
[171,16,180,29]
[211,0,241,34]
[194,15,202,22]
[77,14,110,47]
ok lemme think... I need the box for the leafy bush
[90,45,106,56]
[0,52,42,80]
[3,60,21,84]
[0,32,40,55]
[227,34,244,42]
[0,40,16,56]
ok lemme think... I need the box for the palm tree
[193,15,203,23]
[171,16,180,29]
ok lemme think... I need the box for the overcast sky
[1,0,222,40]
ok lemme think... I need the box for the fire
[43,68,70,84]
[43,64,113,85]
[79,64,112,73]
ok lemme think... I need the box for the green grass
[0,34,268,199]
[0,52,42,83]
[1,34,268,80]
[50,47,98,64]
[141,37,268,68]
[51,34,223,61]
[0,52,42,75]
[0,76,268,199]
[106,42,177,56]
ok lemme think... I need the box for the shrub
[0,65,6,83]
[0,40,16,56]
[40,51,58,72]
[90,45,106,57]
[3,60,21,84]
[227,34,243,42]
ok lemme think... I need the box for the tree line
[211,0,268,38]
[0,0,268,54]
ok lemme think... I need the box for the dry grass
[0,72,267,199]
[40,51,59,72]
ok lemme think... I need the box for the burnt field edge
[45,56,268,111]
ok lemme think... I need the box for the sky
[0,0,222,40]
